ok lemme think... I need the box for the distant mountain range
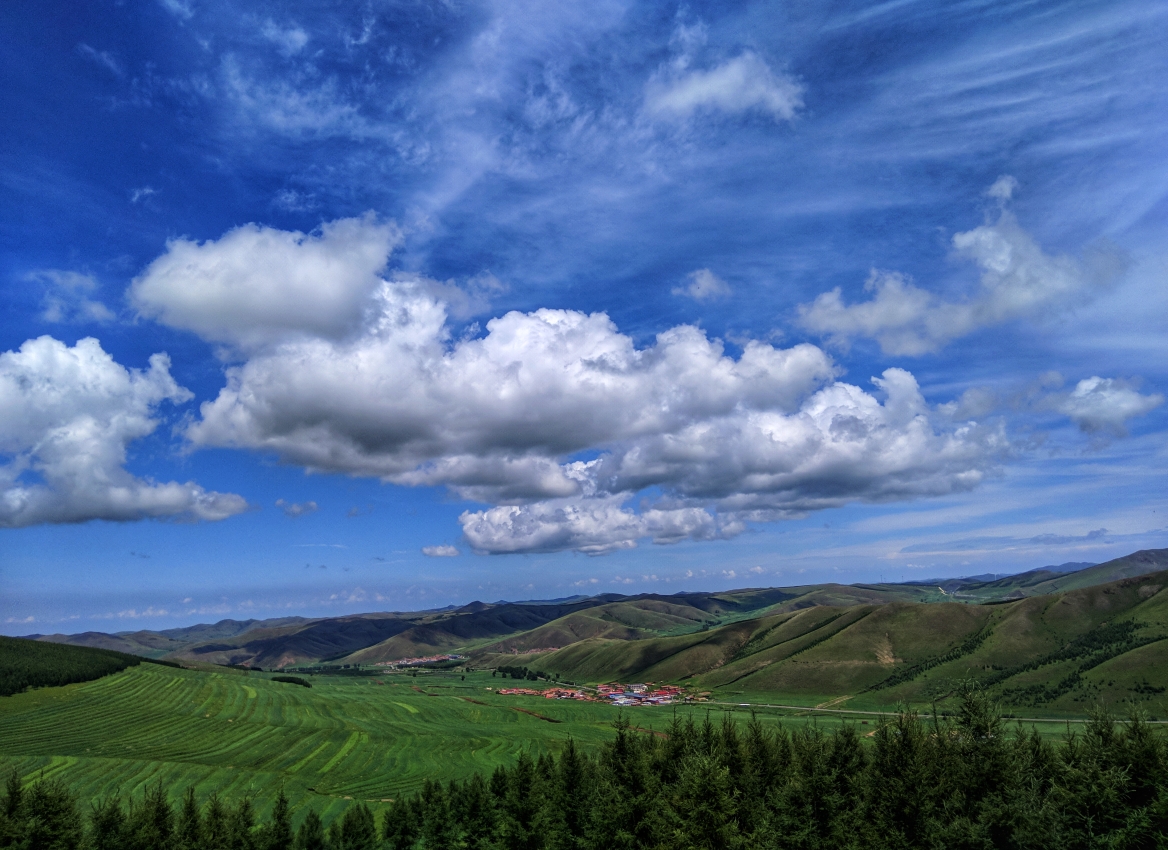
[28,550,1168,684]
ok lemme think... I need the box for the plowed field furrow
[0,663,848,825]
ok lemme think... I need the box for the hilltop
[24,549,1167,707]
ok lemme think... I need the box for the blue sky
[2,0,1166,634]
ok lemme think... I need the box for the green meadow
[0,664,768,819]
[1,659,1117,826]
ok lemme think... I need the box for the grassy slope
[0,636,147,695]
[0,663,866,825]
[492,569,1168,716]
[28,550,1168,676]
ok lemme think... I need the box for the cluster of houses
[373,653,464,668]
[597,682,683,706]
[495,686,593,700]
[491,681,687,706]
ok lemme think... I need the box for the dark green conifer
[174,788,201,850]
[294,810,326,850]
[261,790,293,850]
[86,796,126,850]
[336,804,376,850]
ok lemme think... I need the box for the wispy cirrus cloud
[645,51,803,122]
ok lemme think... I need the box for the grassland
[0,661,880,825]
[0,634,157,696]
[491,569,1168,718]
[7,576,1165,846]
[9,549,1168,826]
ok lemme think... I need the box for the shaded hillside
[924,550,1168,603]
[27,550,1166,677]
[497,568,1168,713]
[0,636,149,695]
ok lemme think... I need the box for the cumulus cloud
[137,218,1009,554]
[184,278,842,499]
[29,270,115,324]
[460,368,1006,553]
[0,336,248,528]
[673,268,731,302]
[938,373,1162,437]
[422,545,460,557]
[276,499,318,518]
[646,51,803,122]
[1055,377,1163,435]
[130,214,400,349]
[798,180,1121,354]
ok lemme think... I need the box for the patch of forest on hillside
[0,636,177,697]
[4,687,1168,849]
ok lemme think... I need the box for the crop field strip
[0,664,637,819]
[1,663,922,818]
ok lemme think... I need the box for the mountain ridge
[27,549,1168,677]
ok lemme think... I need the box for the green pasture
[0,664,821,822]
[0,662,1128,826]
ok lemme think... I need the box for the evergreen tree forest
[0,637,169,697]
[5,688,1168,849]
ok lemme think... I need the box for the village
[493,681,697,706]
[372,653,464,668]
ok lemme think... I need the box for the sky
[2,0,1167,634]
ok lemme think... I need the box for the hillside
[0,636,148,695]
[491,566,1168,713]
[26,550,1168,690]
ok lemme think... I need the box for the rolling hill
[24,549,1168,712]
[485,562,1168,713]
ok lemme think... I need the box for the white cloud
[28,270,115,325]
[461,496,727,555]
[261,20,309,57]
[673,268,731,302]
[798,181,1119,354]
[460,368,1006,553]
[136,218,1009,555]
[986,175,1018,201]
[0,336,248,528]
[645,51,804,122]
[130,214,399,349]
[184,274,840,499]
[1055,377,1163,435]
[218,56,372,138]
[158,0,193,20]
[76,44,123,77]
[422,545,460,557]
[276,499,318,518]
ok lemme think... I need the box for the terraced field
[0,663,864,823]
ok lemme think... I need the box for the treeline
[272,676,312,688]
[494,666,553,682]
[0,637,171,697]
[6,688,1168,848]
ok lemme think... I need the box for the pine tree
[204,794,231,850]
[126,782,174,850]
[86,796,126,850]
[261,790,293,850]
[294,810,326,850]
[381,798,418,850]
[174,788,202,850]
[337,804,376,850]
[228,797,256,850]
[18,778,84,850]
